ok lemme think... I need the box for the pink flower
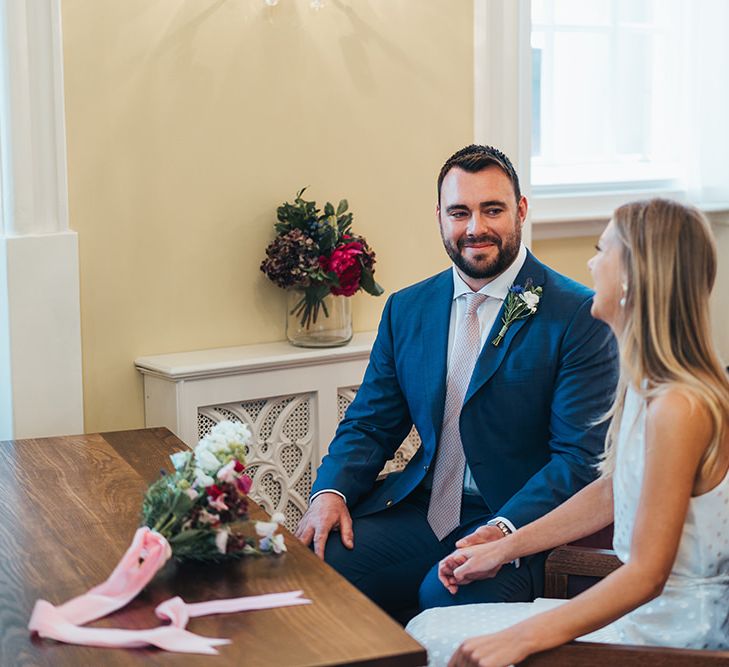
[216,460,238,484]
[321,241,364,296]
[208,493,229,512]
[237,474,253,495]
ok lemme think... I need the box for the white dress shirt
[451,243,527,499]
[448,245,526,544]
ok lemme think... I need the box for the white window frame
[474,0,729,239]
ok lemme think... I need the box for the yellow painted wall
[709,220,729,360]
[62,1,474,432]
[531,236,598,289]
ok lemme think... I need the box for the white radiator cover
[135,333,420,530]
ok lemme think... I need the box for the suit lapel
[464,252,547,405]
[420,270,453,440]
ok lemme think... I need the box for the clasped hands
[438,524,511,594]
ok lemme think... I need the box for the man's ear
[517,196,528,225]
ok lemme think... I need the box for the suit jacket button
[385,499,393,507]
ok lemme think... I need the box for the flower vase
[286,288,352,348]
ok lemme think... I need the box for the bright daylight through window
[531,0,685,196]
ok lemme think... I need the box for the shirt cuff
[488,516,520,568]
[310,489,347,505]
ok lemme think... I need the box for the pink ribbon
[28,527,311,655]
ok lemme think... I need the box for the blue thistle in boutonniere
[491,278,543,347]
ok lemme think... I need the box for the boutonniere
[491,278,543,347]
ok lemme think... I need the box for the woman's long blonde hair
[599,198,729,479]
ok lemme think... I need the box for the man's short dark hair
[437,144,521,204]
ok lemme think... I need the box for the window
[531,0,685,194]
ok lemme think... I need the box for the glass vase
[285,288,353,348]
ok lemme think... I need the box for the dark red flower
[233,460,245,473]
[323,241,364,296]
[205,484,223,498]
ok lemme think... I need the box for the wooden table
[0,428,426,667]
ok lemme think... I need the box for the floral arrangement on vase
[260,188,384,331]
[141,420,286,562]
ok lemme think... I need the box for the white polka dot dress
[609,385,729,650]
[407,385,729,666]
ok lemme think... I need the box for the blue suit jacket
[312,251,618,528]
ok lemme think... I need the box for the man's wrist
[309,489,347,505]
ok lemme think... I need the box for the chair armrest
[534,546,728,665]
[520,641,729,666]
[544,545,622,598]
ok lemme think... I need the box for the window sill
[530,190,729,240]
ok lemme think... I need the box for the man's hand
[294,492,354,559]
[438,527,509,593]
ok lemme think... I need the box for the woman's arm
[449,389,714,667]
[439,475,613,591]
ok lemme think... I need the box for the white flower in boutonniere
[492,278,543,347]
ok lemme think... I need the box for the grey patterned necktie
[427,292,488,540]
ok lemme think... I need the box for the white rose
[215,529,229,554]
[207,435,228,453]
[234,423,252,442]
[169,450,191,471]
[255,520,279,538]
[271,534,286,554]
[194,447,221,473]
[271,512,286,525]
[193,469,215,488]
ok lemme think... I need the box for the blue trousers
[323,486,545,616]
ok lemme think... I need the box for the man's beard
[441,222,522,280]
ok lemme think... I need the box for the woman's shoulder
[646,383,729,493]
[646,385,712,435]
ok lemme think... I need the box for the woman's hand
[448,628,532,667]
[438,539,509,593]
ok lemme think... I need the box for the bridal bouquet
[141,421,286,562]
[260,188,384,328]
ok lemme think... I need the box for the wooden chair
[517,543,729,665]
[524,368,729,663]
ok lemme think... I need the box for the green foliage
[359,267,384,297]
[275,188,353,250]
[288,283,333,327]
[141,469,262,564]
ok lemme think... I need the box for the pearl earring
[619,282,627,308]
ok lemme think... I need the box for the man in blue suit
[295,145,618,616]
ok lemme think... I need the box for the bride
[407,198,729,666]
